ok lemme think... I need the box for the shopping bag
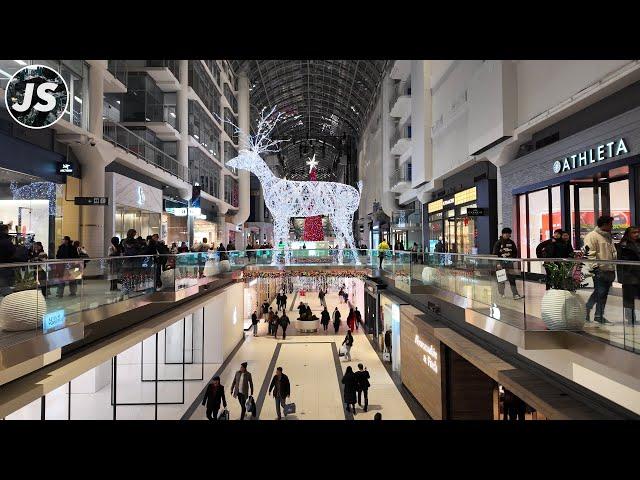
[495,268,507,283]
[339,344,348,356]
[382,352,391,362]
[217,408,230,420]
[245,395,254,412]
[283,402,296,415]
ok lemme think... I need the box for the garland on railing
[242,270,366,280]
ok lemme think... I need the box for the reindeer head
[226,149,261,172]
[221,106,289,172]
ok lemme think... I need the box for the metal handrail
[103,121,187,181]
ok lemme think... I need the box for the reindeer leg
[342,212,361,265]
[329,213,347,265]
[272,216,289,265]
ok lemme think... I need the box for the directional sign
[74,196,109,206]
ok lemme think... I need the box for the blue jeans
[275,396,286,419]
[586,270,614,321]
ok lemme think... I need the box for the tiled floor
[188,292,415,421]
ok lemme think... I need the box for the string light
[223,106,363,265]
[10,181,58,215]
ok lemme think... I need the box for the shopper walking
[281,292,287,312]
[268,307,276,335]
[342,366,358,415]
[318,288,327,308]
[202,376,227,421]
[230,362,254,421]
[268,367,291,420]
[355,363,370,412]
[492,227,523,300]
[333,307,342,333]
[321,306,330,332]
[347,307,356,332]
[108,236,122,292]
[616,226,640,325]
[55,236,80,297]
[251,310,259,336]
[261,299,270,320]
[354,307,363,330]
[276,292,283,312]
[278,312,290,340]
[537,229,563,290]
[585,215,617,325]
[377,238,390,269]
[342,329,354,361]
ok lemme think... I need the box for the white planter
[0,289,48,331]
[203,259,219,277]
[540,289,586,331]
[219,260,231,272]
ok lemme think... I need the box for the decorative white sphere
[0,290,47,331]
[541,289,586,330]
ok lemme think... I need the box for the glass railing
[103,121,188,181]
[163,105,177,129]
[408,252,640,353]
[107,60,128,86]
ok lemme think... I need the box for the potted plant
[540,261,588,330]
[0,269,48,332]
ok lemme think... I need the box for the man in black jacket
[268,367,291,420]
[492,228,522,300]
[321,306,330,332]
[56,236,80,297]
[355,363,371,412]
[202,376,227,420]
[537,229,563,290]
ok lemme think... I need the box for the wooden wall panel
[400,309,444,419]
[446,348,496,420]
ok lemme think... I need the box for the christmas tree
[303,156,324,241]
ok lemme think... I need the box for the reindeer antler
[216,105,289,155]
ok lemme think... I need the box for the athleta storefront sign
[553,138,629,174]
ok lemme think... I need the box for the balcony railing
[163,105,177,129]
[389,80,411,111]
[103,121,187,181]
[390,165,411,189]
[107,60,128,87]
[392,209,420,228]
[390,125,411,150]
[147,60,180,80]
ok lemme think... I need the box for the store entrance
[570,166,630,246]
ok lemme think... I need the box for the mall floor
[188,292,415,421]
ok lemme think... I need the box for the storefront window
[527,188,549,273]
[610,179,630,241]
[115,207,161,240]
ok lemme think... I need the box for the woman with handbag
[342,366,358,415]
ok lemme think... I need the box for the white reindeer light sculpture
[225,107,363,265]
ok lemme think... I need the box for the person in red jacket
[346,307,356,332]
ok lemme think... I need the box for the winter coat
[342,372,357,404]
[584,227,617,272]
[492,238,518,259]
[321,310,330,325]
[355,370,370,390]
[616,240,640,285]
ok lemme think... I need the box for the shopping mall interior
[2,54,640,432]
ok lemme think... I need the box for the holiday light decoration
[10,181,58,215]
[242,269,366,280]
[224,106,363,265]
[303,165,324,241]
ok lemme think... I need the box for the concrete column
[231,71,250,234]
[80,158,106,258]
[88,60,107,139]
[177,60,189,170]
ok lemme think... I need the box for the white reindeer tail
[357,180,363,194]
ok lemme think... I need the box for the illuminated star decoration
[306,154,319,174]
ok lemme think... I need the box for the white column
[88,60,106,139]
[231,71,250,244]
[80,158,106,258]
[177,60,189,170]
